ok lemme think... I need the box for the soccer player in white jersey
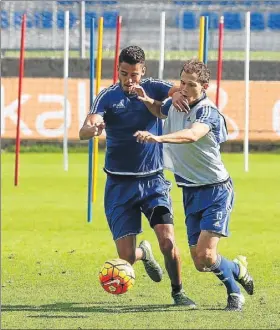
[133,59,254,311]
[79,46,196,307]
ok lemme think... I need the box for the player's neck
[188,92,206,106]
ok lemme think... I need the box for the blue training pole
[203,16,209,64]
[87,18,95,223]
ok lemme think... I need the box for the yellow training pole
[198,16,205,62]
[93,136,99,202]
[92,16,103,203]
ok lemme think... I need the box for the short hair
[180,59,210,84]
[119,45,145,65]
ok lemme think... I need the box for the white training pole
[63,10,69,171]
[244,11,250,172]
[158,11,166,80]
[80,0,86,58]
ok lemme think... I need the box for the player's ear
[141,65,146,76]
[203,83,209,90]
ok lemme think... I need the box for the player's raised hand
[129,85,149,102]
[134,131,160,143]
[172,91,190,113]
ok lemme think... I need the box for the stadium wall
[2,58,280,80]
[1,59,280,151]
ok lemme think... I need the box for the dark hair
[180,59,210,84]
[119,45,145,65]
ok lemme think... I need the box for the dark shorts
[182,178,235,246]
[104,172,173,240]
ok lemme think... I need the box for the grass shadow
[2,302,198,316]
[28,315,89,319]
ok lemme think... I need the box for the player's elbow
[189,135,198,143]
[190,128,203,143]
[185,132,198,143]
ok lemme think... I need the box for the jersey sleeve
[89,88,110,116]
[148,79,173,101]
[195,106,228,143]
[161,98,172,117]
[195,106,220,130]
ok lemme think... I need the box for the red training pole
[14,14,26,186]
[113,16,122,84]
[215,15,224,108]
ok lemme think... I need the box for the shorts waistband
[104,169,163,179]
[179,177,231,189]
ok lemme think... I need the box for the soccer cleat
[139,240,163,282]
[233,255,254,295]
[225,293,245,311]
[172,290,197,309]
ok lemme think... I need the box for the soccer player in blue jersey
[134,59,254,311]
[79,46,195,307]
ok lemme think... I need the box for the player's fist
[93,121,105,136]
[133,130,160,143]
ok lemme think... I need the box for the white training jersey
[162,95,229,186]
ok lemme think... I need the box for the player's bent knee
[192,256,209,272]
[196,249,216,268]
[150,206,173,227]
[158,237,174,255]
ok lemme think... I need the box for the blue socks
[209,254,241,295]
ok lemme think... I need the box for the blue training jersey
[89,78,173,176]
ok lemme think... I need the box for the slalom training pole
[198,16,205,62]
[92,16,103,203]
[87,18,95,223]
[14,14,26,187]
[244,11,251,172]
[63,10,70,171]
[203,16,209,64]
[158,11,166,80]
[113,15,122,84]
[216,16,224,108]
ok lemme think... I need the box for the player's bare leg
[190,231,246,311]
[154,223,196,308]
[115,235,143,264]
[115,235,163,282]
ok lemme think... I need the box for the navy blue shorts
[104,172,173,240]
[182,178,235,246]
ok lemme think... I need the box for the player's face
[180,71,208,104]
[118,62,146,92]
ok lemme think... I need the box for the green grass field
[2,151,280,329]
[2,50,280,61]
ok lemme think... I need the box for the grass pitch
[2,152,280,329]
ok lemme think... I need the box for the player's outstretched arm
[159,122,210,144]
[79,114,105,140]
[134,122,210,144]
[130,85,167,119]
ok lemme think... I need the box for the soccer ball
[99,258,135,295]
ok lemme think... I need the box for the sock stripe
[209,254,222,271]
